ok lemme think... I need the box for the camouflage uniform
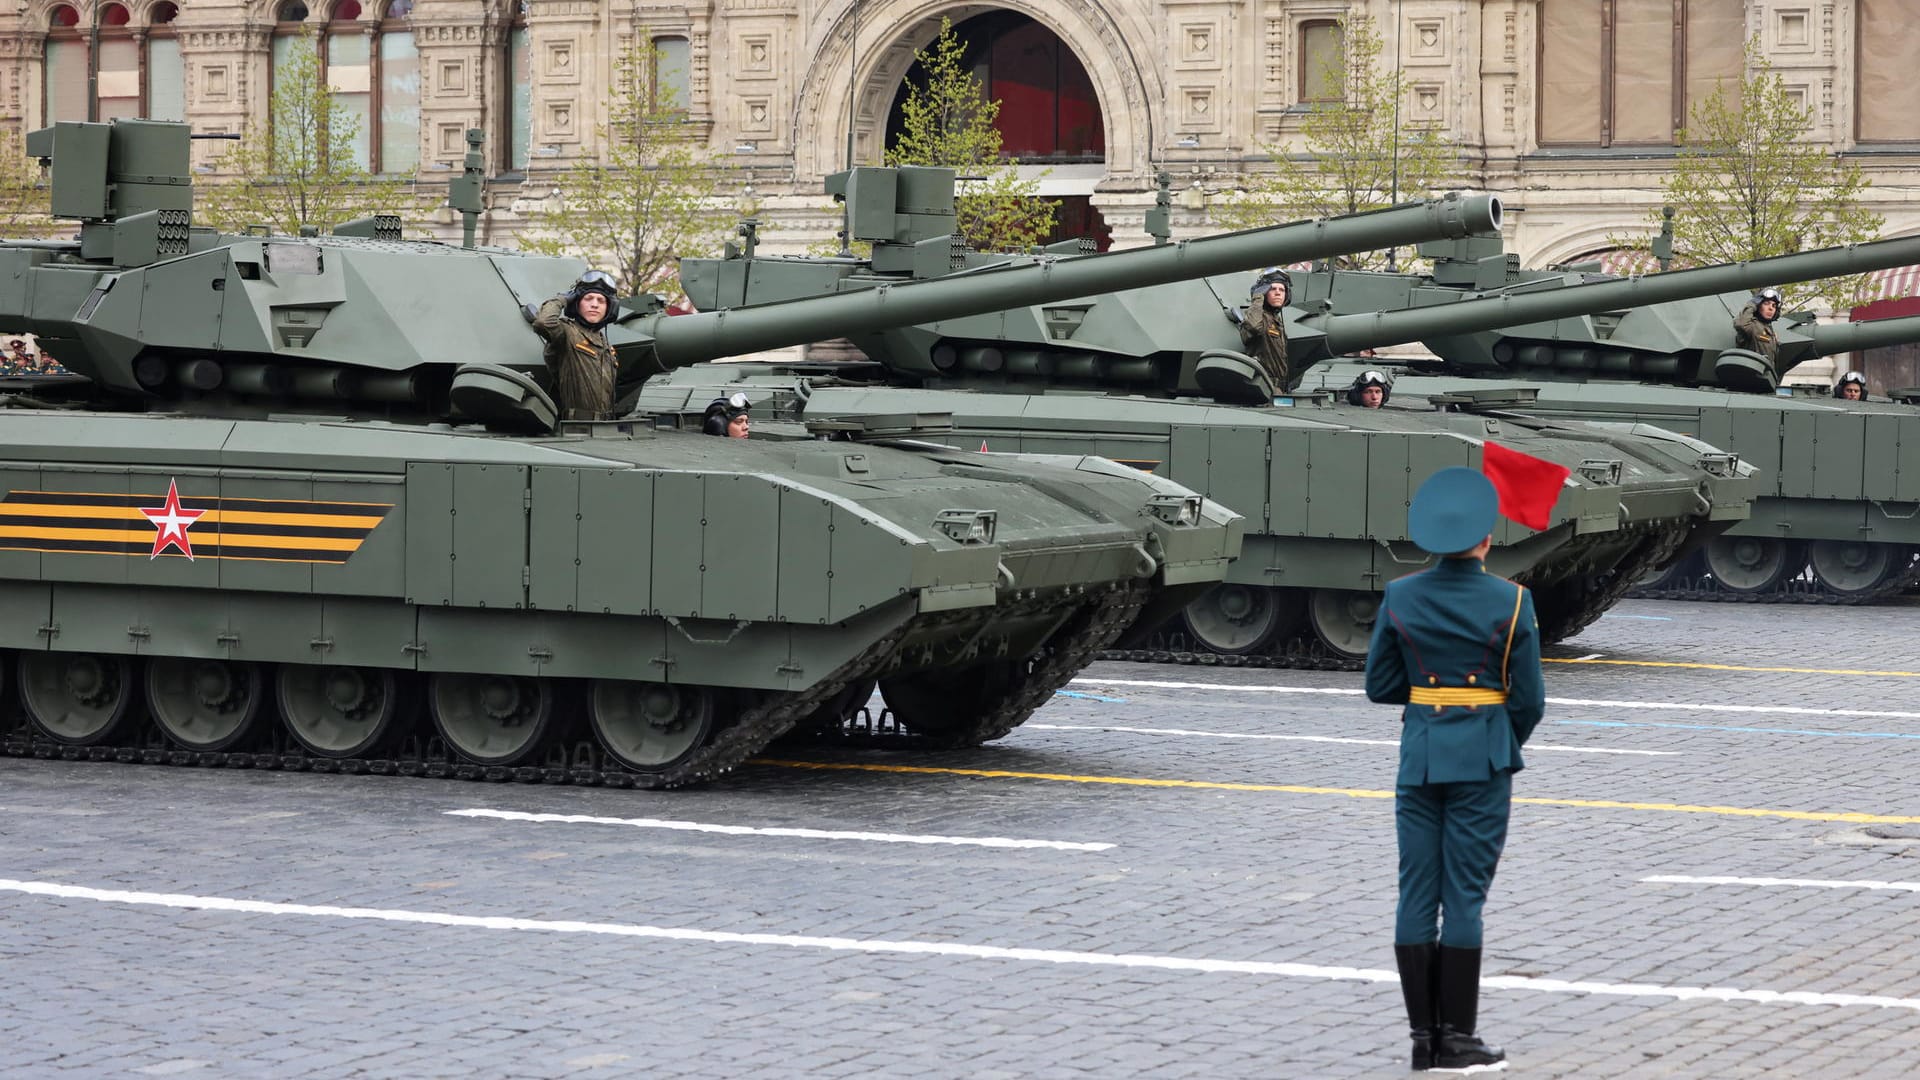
[1732,302,1779,366]
[1238,300,1290,391]
[532,297,618,420]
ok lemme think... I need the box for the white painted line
[1645,875,1920,894]
[1024,724,1677,756]
[444,809,1113,852]
[4,878,1914,1011]
[1575,653,1605,661]
[1073,679,1920,723]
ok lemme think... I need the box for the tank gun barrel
[638,194,1501,369]
[1803,312,1920,360]
[1311,235,1920,359]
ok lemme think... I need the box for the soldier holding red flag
[1364,452,1564,1073]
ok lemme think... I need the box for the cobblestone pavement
[4,598,1920,1078]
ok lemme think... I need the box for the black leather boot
[1393,943,1438,1070]
[1434,945,1506,1071]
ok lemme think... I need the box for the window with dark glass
[1538,0,1743,148]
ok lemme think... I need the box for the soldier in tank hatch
[1733,287,1782,366]
[1238,267,1292,392]
[1348,369,1392,408]
[1834,369,1868,400]
[702,392,752,437]
[531,270,621,421]
[1366,467,1546,1073]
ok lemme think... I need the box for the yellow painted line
[752,760,1920,824]
[207,510,386,529]
[1546,657,1920,678]
[0,525,145,542]
[0,504,143,520]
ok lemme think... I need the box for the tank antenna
[839,3,861,258]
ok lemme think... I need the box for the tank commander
[702,392,753,438]
[530,270,621,421]
[1347,369,1392,409]
[1833,370,1868,401]
[1238,267,1293,391]
[1366,467,1545,1073]
[1733,287,1782,366]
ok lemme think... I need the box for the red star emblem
[141,479,206,560]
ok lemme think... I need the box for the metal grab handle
[665,616,751,645]
[1377,539,1433,566]
[1872,500,1920,521]
[1693,490,1712,515]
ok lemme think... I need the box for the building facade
[4,0,1917,275]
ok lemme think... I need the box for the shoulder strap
[1501,584,1524,687]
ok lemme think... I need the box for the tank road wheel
[1306,588,1381,663]
[1179,584,1295,656]
[588,681,715,772]
[429,673,554,766]
[1808,541,1912,600]
[277,665,402,758]
[18,652,144,746]
[1703,536,1806,595]
[146,658,265,752]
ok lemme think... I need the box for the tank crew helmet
[1751,287,1782,319]
[1408,467,1500,556]
[565,269,621,328]
[701,391,752,436]
[1346,368,1393,406]
[1251,266,1293,300]
[1834,370,1868,400]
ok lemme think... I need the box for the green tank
[1288,232,1920,603]
[640,167,1774,663]
[4,118,1438,787]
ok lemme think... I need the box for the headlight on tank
[934,508,997,545]
[1698,452,1742,478]
[1146,494,1203,526]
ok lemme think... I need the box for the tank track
[1628,552,1920,606]
[819,581,1152,746]
[1093,634,1367,672]
[1525,528,1685,644]
[0,621,914,791]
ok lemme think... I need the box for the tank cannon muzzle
[635,193,1502,370]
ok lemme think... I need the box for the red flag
[1481,441,1571,530]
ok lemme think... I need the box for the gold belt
[1408,687,1508,707]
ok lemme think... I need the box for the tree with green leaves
[521,41,743,302]
[196,29,409,236]
[0,130,51,239]
[886,17,1056,253]
[1212,14,1455,270]
[1623,39,1883,312]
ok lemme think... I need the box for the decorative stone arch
[1526,224,1643,270]
[790,0,1158,186]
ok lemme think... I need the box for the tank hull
[638,369,1749,664]
[0,413,1240,784]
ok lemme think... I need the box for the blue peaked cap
[1408,467,1499,555]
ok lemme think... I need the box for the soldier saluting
[1366,466,1547,1073]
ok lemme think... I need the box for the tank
[0,118,1324,788]
[1288,231,1920,603]
[636,168,1784,663]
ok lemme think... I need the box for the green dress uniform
[1365,466,1544,1073]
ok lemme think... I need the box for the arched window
[147,4,186,122]
[271,0,416,174]
[271,2,313,132]
[374,1,420,173]
[44,5,87,124]
[1299,20,1344,104]
[502,1,532,172]
[326,2,375,169]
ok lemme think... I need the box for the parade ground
[3,597,1918,1078]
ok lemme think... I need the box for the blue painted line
[1599,614,1673,621]
[1053,690,1129,703]
[1555,719,1920,740]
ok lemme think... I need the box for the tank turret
[4,123,1499,432]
